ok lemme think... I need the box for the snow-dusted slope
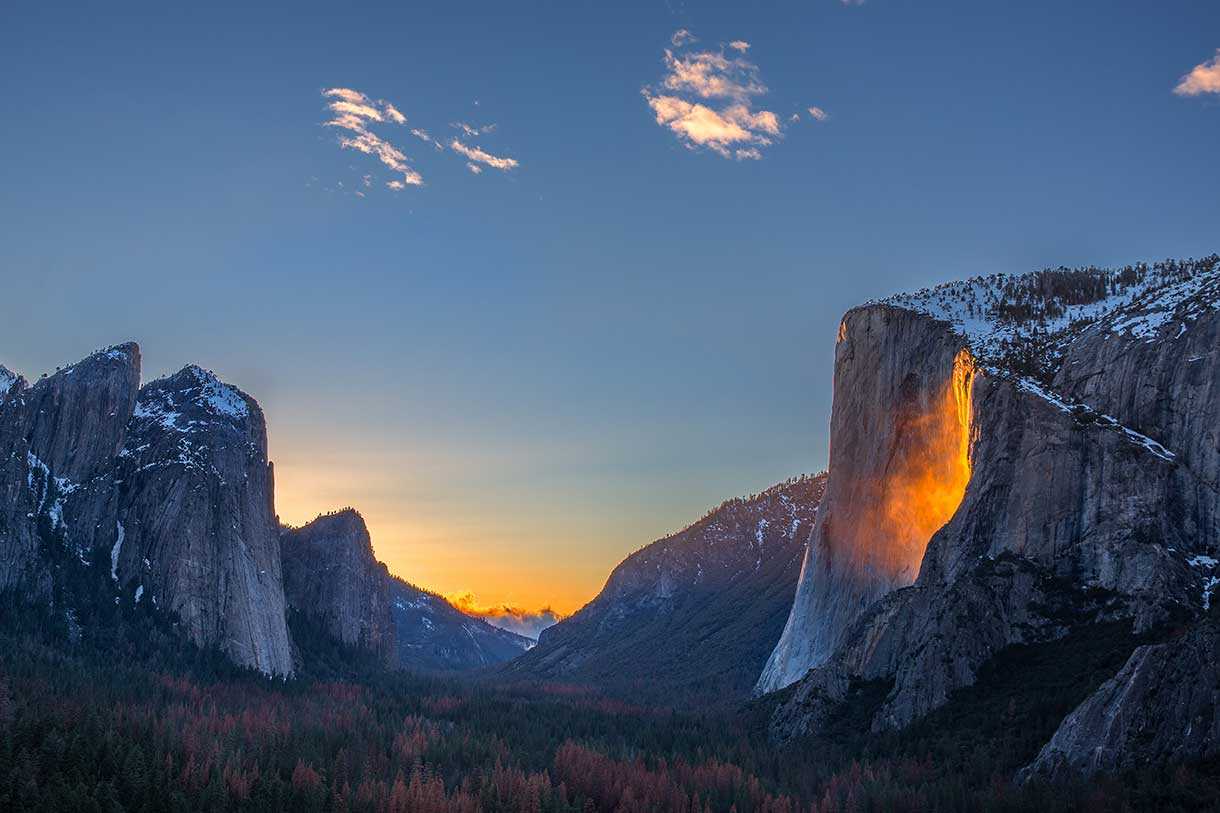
[504,474,827,706]
[388,577,533,671]
[878,255,1219,376]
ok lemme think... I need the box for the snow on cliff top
[875,255,1219,365]
[185,365,249,418]
[134,365,250,431]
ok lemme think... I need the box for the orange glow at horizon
[275,479,597,617]
[268,442,626,617]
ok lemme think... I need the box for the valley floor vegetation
[2,598,1219,813]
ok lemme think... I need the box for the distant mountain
[282,508,531,672]
[0,344,531,677]
[388,577,533,671]
[502,474,827,706]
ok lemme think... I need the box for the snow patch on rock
[111,522,125,581]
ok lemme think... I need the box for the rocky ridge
[388,577,533,671]
[505,474,827,705]
[282,509,395,663]
[763,255,1220,779]
[0,344,532,677]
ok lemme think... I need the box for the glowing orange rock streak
[874,348,975,577]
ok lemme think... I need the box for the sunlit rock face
[768,257,1220,763]
[757,307,972,694]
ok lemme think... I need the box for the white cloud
[1174,50,1220,96]
[807,106,829,121]
[328,99,385,122]
[642,32,785,159]
[661,49,767,100]
[322,87,368,104]
[445,591,561,640]
[335,128,421,186]
[449,138,519,171]
[671,29,696,47]
[322,86,422,188]
[410,128,446,152]
[452,121,497,137]
[320,88,520,191]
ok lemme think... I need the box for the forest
[2,596,1219,813]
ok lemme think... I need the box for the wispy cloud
[383,103,407,124]
[452,121,497,137]
[322,88,368,104]
[1174,50,1220,97]
[449,138,519,171]
[410,128,446,152]
[322,87,422,189]
[446,591,561,640]
[671,29,696,47]
[807,105,829,121]
[643,32,788,160]
[321,88,519,191]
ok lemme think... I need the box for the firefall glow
[875,349,975,577]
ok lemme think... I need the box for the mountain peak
[180,365,252,419]
[286,508,374,556]
[134,365,254,432]
[0,365,19,399]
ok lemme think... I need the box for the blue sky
[1,0,1217,613]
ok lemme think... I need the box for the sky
[1,0,1218,619]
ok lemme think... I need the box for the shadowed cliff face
[756,310,972,694]
[281,509,394,663]
[0,350,296,677]
[1018,614,1220,783]
[112,366,295,676]
[0,345,141,596]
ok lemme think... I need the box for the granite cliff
[282,509,394,663]
[0,345,530,677]
[761,256,1220,780]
